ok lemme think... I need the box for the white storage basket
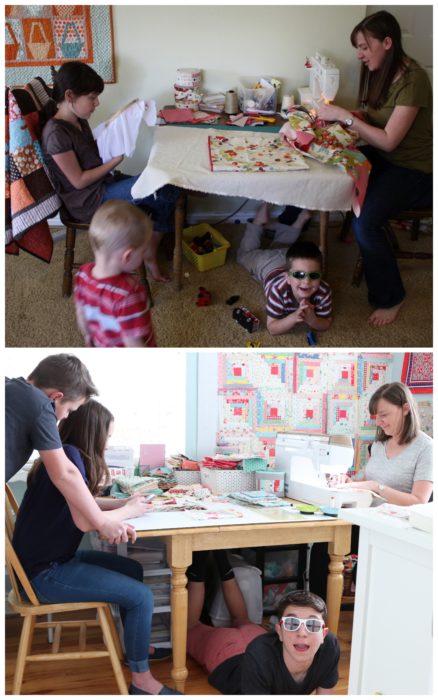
[200,467,255,495]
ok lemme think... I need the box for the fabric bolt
[364,431,433,491]
[131,126,354,211]
[13,444,153,673]
[5,377,62,482]
[74,263,156,348]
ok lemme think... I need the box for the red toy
[196,287,212,306]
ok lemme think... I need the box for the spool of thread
[224,90,239,115]
[281,94,294,114]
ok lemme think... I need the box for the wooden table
[135,514,352,692]
[132,124,354,290]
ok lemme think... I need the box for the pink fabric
[187,622,266,673]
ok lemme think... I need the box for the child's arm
[316,687,336,694]
[75,304,92,347]
[51,150,123,190]
[40,448,136,543]
[302,305,333,331]
[266,308,305,336]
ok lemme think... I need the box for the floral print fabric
[208,134,309,173]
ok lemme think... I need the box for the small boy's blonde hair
[89,200,152,255]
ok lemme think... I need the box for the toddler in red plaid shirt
[74,200,156,347]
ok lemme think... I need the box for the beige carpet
[5,217,433,348]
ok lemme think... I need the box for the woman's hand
[317,103,351,124]
[109,154,124,168]
[328,474,352,488]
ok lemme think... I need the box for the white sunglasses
[281,615,325,633]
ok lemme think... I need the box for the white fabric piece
[131,125,354,210]
[93,99,157,162]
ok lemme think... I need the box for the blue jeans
[102,175,181,234]
[352,146,432,308]
[30,550,153,673]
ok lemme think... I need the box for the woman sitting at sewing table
[316,10,432,327]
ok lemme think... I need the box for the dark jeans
[352,146,432,308]
[102,175,181,234]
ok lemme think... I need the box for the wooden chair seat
[349,208,433,287]
[5,486,128,694]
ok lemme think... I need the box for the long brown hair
[28,400,113,496]
[350,10,409,110]
[369,382,420,445]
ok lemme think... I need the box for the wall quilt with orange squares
[5,5,115,86]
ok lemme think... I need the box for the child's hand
[121,494,154,519]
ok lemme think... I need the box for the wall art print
[5,5,115,86]
[401,352,433,394]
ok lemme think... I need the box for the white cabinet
[341,508,432,695]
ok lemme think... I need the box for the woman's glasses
[281,615,325,633]
[287,271,321,280]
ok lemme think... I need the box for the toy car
[232,306,260,333]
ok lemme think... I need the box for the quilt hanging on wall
[401,352,433,393]
[5,5,115,86]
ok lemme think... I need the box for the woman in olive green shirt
[317,10,432,327]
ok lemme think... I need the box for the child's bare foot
[368,301,404,326]
[253,202,270,225]
[146,261,169,282]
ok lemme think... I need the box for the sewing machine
[298,52,340,108]
[275,433,374,508]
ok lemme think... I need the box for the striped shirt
[263,267,332,319]
[74,263,156,347]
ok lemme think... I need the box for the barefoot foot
[145,261,169,282]
[368,301,404,326]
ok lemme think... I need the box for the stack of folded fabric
[113,475,160,496]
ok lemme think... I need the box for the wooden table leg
[173,192,187,291]
[165,537,192,693]
[326,523,352,635]
[319,211,329,277]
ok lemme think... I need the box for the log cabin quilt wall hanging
[5,5,115,86]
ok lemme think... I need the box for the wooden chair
[346,208,433,287]
[5,488,128,695]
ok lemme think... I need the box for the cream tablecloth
[132,125,354,211]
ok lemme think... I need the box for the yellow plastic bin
[182,223,230,272]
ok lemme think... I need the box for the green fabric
[367,61,432,173]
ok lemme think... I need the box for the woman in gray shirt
[337,381,433,505]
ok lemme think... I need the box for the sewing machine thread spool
[281,94,294,114]
[224,90,239,115]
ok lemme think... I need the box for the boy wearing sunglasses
[187,589,339,694]
[237,215,332,336]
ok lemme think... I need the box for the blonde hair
[89,200,152,255]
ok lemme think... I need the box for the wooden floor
[5,608,353,694]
